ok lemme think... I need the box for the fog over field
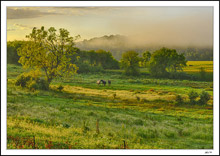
[7,7,213,48]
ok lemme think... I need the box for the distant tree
[120,51,140,76]
[96,49,119,69]
[149,47,187,77]
[7,40,26,65]
[141,51,151,68]
[70,49,119,73]
[18,26,80,84]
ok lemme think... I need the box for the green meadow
[7,62,213,149]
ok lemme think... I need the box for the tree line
[120,48,187,78]
[8,26,209,86]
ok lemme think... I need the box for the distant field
[183,61,213,73]
[139,61,213,73]
[6,62,213,149]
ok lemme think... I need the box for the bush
[36,78,49,90]
[57,85,64,92]
[15,74,31,87]
[175,95,184,105]
[188,90,199,105]
[15,70,49,90]
[77,61,104,73]
[198,91,210,105]
[27,80,38,90]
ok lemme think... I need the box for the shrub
[198,91,210,105]
[15,70,49,90]
[188,90,199,105]
[26,78,49,91]
[27,80,38,91]
[57,85,64,92]
[175,95,184,105]
[36,78,49,90]
[15,74,31,88]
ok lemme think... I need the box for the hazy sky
[7,7,213,47]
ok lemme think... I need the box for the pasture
[6,62,213,149]
[183,61,213,73]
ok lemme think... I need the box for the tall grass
[6,64,213,149]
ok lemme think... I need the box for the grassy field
[183,61,213,73]
[6,62,213,149]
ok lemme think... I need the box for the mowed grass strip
[51,84,176,102]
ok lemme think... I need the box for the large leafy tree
[120,51,140,76]
[149,47,187,77]
[18,26,80,83]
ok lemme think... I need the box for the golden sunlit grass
[50,85,176,102]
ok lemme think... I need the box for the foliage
[29,78,49,91]
[140,51,151,67]
[17,26,80,84]
[188,90,199,105]
[96,49,119,69]
[15,73,32,88]
[198,91,210,105]
[57,85,64,92]
[15,70,49,90]
[7,41,26,65]
[120,51,140,76]
[71,49,119,72]
[149,47,187,78]
[175,95,184,105]
[74,60,104,73]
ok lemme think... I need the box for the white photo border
[1,1,219,155]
